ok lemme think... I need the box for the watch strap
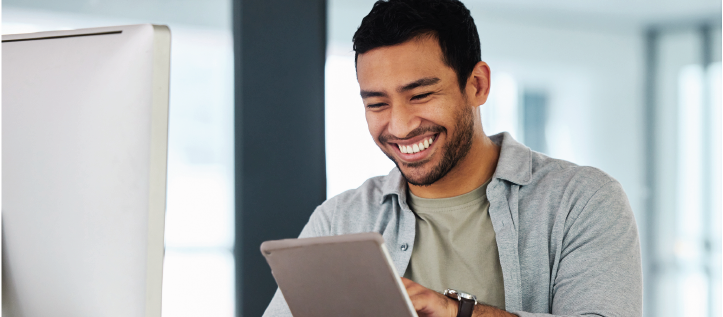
[456,297,475,317]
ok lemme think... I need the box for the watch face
[443,289,457,297]
[458,292,476,301]
[444,289,477,302]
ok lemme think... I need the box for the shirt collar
[380,167,406,205]
[489,132,532,185]
[380,131,532,204]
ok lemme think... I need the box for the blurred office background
[3,0,720,317]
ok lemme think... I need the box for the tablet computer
[260,232,418,317]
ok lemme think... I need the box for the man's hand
[402,277,458,317]
[401,277,517,317]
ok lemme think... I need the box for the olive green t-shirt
[403,179,505,309]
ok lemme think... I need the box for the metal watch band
[456,297,475,317]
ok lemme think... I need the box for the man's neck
[408,134,500,199]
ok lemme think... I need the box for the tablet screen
[261,232,418,317]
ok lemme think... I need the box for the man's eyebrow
[399,77,440,92]
[360,90,387,99]
[359,77,440,99]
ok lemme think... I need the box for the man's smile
[389,133,438,162]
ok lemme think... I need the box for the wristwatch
[444,289,477,317]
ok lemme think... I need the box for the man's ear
[466,61,491,106]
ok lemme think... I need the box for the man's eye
[411,93,433,100]
[366,103,387,108]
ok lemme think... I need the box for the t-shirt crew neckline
[407,178,492,213]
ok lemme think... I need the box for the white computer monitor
[2,24,170,317]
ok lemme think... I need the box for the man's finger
[401,277,422,294]
[401,278,428,297]
[401,277,415,288]
[408,292,431,312]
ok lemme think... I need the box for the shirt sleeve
[512,180,643,317]
[261,203,333,317]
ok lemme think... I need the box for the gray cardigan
[263,132,642,317]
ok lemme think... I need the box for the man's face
[357,36,475,186]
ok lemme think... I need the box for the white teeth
[399,137,437,155]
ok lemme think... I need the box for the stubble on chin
[383,153,435,186]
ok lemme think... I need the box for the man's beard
[378,105,475,186]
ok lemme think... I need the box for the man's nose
[387,103,420,139]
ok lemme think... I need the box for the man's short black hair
[352,0,481,91]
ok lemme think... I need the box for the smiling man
[263,1,642,316]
